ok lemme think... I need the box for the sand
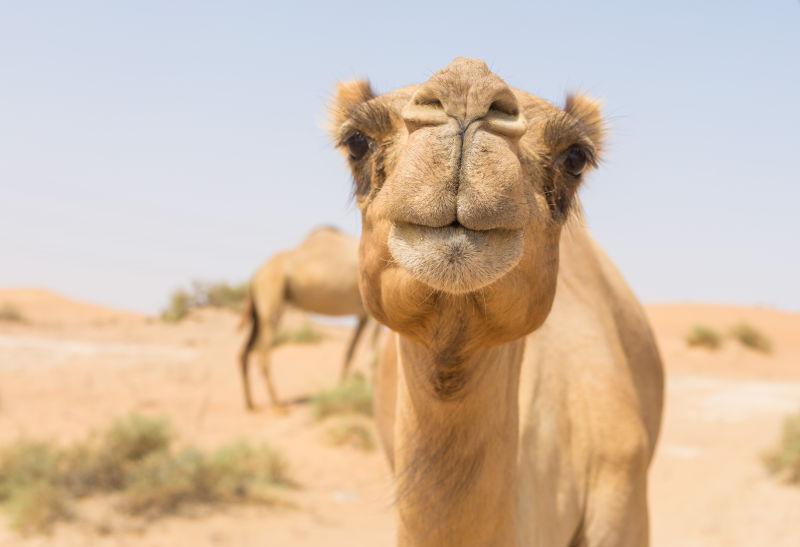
[0,289,798,546]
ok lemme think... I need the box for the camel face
[331,58,604,350]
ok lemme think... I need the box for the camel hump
[310,224,342,235]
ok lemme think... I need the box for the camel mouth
[387,222,523,294]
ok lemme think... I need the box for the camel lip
[391,221,520,239]
[386,222,524,294]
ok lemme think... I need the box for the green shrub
[730,323,772,353]
[764,412,800,484]
[272,323,323,347]
[686,325,722,349]
[311,373,373,420]
[0,303,24,323]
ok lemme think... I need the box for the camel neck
[393,336,524,547]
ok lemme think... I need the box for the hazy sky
[1,1,798,313]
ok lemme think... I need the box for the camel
[239,226,371,411]
[329,58,664,546]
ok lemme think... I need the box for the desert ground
[0,288,798,546]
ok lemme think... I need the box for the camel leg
[254,333,289,414]
[249,254,288,413]
[340,314,368,382]
[239,344,255,411]
[580,458,650,546]
[368,319,382,371]
[238,295,259,411]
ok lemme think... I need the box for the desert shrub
[121,448,214,516]
[0,441,66,533]
[730,323,772,353]
[0,303,24,323]
[121,441,292,517]
[272,323,323,347]
[193,281,248,311]
[160,289,191,323]
[160,281,248,322]
[208,440,292,490]
[0,414,293,533]
[99,414,172,465]
[311,373,373,420]
[764,412,800,484]
[326,418,375,451]
[685,325,722,349]
[0,441,60,501]
[4,481,71,534]
[72,414,173,491]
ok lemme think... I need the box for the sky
[1,1,798,313]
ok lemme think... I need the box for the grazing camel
[239,226,370,411]
[330,58,664,546]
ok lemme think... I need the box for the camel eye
[345,132,370,161]
[563,145,589,177]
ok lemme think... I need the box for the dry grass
[0,414,293,534]
[310,373,373,420]
[0,303,25,323]
[325,417,375,452]
[764,412,800,484]
[686,325,722,350]
[730,323,772,353]
[272,323,323,347]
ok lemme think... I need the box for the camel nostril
[489,99,519,117]
[402,90,451,132]
[414,95,444,109]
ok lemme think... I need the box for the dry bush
[0,441,66,533]
[686,325,722,350]
[4,481,71,534]
[64,413,173,493]
[0,303,24,323]
[194,281,248,311]
[160,281,248,322]
[0,414,293,534]
[160,290,191,323]
[121,441,293,517]
[326,418,375,451]
[764,412,800,484]
[730,323,772,353]
[311,373,373,420]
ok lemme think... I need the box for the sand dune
[0,288,141,327]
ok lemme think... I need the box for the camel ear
[329,80,375,139]
[564,94,605,155]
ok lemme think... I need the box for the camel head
[331,58,604,355]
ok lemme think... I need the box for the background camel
[331,58,664,546]
[239,226,371,411]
